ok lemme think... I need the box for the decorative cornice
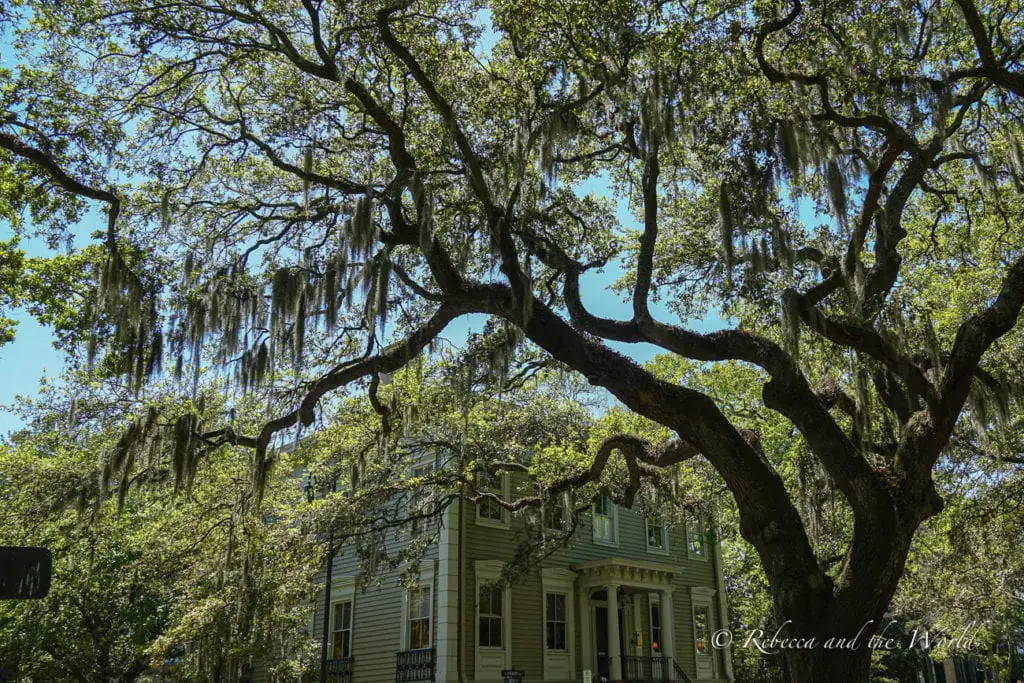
[570,557,677,588]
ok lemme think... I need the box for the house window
[332,600,353,658]
[687,515,706,559]
[694,605,710,654]
[545,593,567,650]
[408,586,432,649]
[650,599,662,653]
[478,583,504,648]
[476,471,507,526]
[544,495,568,532]
[592,494,617,544]
[646,517,668,552]
[410,462,433,533]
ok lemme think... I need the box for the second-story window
[544,494,568,532]
[408,586,432,649]
[646,517,668,552]
[409,462,433,533]
[687,515,707,559]
[478,583,504,648]
[332,600,353,658]
[476,471,507,526]
[592,494,617,544]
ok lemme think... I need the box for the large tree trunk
[785,647,873,683]
[766,499,935,683]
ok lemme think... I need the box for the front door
[594,606,625,680]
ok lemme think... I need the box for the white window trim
[645,517,670,555]
[400,562,436,651]
[648,593,663,656]
[592,495,619,547]
[474,560,511,680]
[686,515,708,561]
[475,472,511,529]
[542,568,577,680]
[325,577,356,658]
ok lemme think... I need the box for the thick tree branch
[954,0,1024,98]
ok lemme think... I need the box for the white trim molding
[541,568,577,680]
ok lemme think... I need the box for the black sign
[502,670,525,683]
[0,547,52,600]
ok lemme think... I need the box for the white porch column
[660,589,676,667]
[579,587,592,676]
[435,503,460,682]
[607,583,622,681]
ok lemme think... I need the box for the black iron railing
[623,655,670,682]
[326,656,354,683]
[672,659,694,683]
[395,648,435,682]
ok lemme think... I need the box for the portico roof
[570,557,677,589]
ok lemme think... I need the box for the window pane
[694,606,710,653]
[334,601,351,630]
[545,502,566,530]
[489,617,502,647]
[333,629,351,658]
[479,585,503,648]
[479,619,490,647]
[478,473,505,521]
[545,593,566,651]
[688,517,706,556]
[411,619,430,649]
[647,518,665,549]
[409,587,431,619]
[651,603,661,652]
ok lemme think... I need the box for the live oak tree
[2,0,1024,680]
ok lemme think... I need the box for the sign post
[502,669,525,683]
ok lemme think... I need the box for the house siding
[306,520,441,683]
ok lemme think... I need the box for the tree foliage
[1,0,1023,679]
[0,380,318,681]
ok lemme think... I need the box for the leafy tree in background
[1,0,1023,679]
[0,380,318,681]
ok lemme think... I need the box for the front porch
[573,558,697,683]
